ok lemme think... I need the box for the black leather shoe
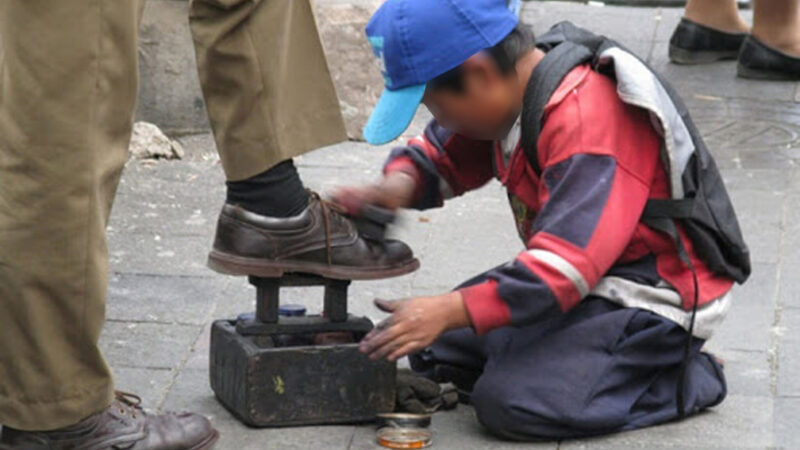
[669,17,747,64]
[738,35,800,81]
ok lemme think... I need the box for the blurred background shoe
[737,35,800,80]
[669,17,748,64]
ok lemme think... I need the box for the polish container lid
[278,304,307,317]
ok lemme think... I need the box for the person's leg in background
[739,0,800,79]
[669,0,749,64]
[189,0,420,280]
[684,0,749,33]
[752,0,800,56]
[0,1,216,447]
[670,0,800,79]
[678,0,800,51]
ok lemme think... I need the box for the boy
[334,0,750,441]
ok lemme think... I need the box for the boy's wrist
[440,291,471,330]
[378,171,418,209]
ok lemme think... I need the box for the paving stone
[112,367,175,409]
[109,162,224,246]
[107,273,222,325]
[560,395,773,449]
[775,397,800,450]
[411,182,522,291]
[700,346,771,398]
[653,5,683,43]
[679,98,800,171]
[726,190,784,264]
[120,159,225,192]
[182,321,214,372]
[204,278,257,319]
[159,367,242,423]
[776,260,800,313]
[776,193,800,313]
[719,169,793,193]
[713,263,777,352]
[522,2,657,58]
[776,307,800,397]
[110,165,221,277]
[686,97,800,170]
[174,132,221,163]
[297,140,391,171]
[108,232,215,277]
[682,98,741,167]
[298,165,386,196]
[100,321,202,370]
[108,197,220,238]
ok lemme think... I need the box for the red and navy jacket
[385,64,734,337]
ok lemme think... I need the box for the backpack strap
[520,41,594,177]
[642,198,697,220]
[640,214,699,419]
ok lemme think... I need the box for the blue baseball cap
[363,0,519,145]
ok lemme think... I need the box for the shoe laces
[114,391,143,419]
[308,191,345,267]
[309,190,388,261]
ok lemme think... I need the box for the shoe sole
[207,250,421,280]
[192,429,220,450]
[669,44,740,65]
[737,63,800,81]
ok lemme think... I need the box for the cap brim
[363,83,425,145]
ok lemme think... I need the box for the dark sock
[226,159,309,217]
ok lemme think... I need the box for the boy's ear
[461,53,501,91]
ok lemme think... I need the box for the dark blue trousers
[409,296,727,440]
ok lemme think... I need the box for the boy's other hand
[359,291,471,362]
[330,171,417,215]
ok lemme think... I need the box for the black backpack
[522,21,750,285]
[521,21,751,416]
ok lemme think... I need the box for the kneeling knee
[470,378,598,440]
[470,380,546,440]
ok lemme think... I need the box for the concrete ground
[42,1,800,449]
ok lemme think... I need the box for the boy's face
[423,53,519,141]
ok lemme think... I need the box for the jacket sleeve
[458,95,661,335]
[383,120,495,210]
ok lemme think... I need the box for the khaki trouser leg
[189,0,347,182]
[0,0,144,430]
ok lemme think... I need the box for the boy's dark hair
[428,24,536,92]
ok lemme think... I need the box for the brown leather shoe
[0,392,218,450]
[208,194,420,280]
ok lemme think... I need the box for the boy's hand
[330,171,417,214]
[359,291,471,362]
